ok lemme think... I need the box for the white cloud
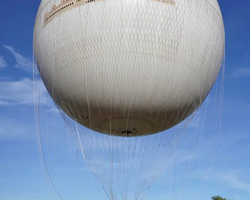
[0,100,10,106]
[3,45,33,71]
[232,68,250,77]
[222,173,250,191]
[0,117,33,141]
[0,78,48,106]
[205,169,250,191]
[0,56,7,69]
[49,107,61,113]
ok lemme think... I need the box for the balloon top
[43,0,176,27]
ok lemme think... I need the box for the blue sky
[0,0,250,200]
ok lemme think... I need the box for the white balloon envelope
[34,0,225,136]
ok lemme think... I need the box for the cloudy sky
[1,0,250,200]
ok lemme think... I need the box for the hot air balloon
[33,0,225,199]
[34,0,225,137]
